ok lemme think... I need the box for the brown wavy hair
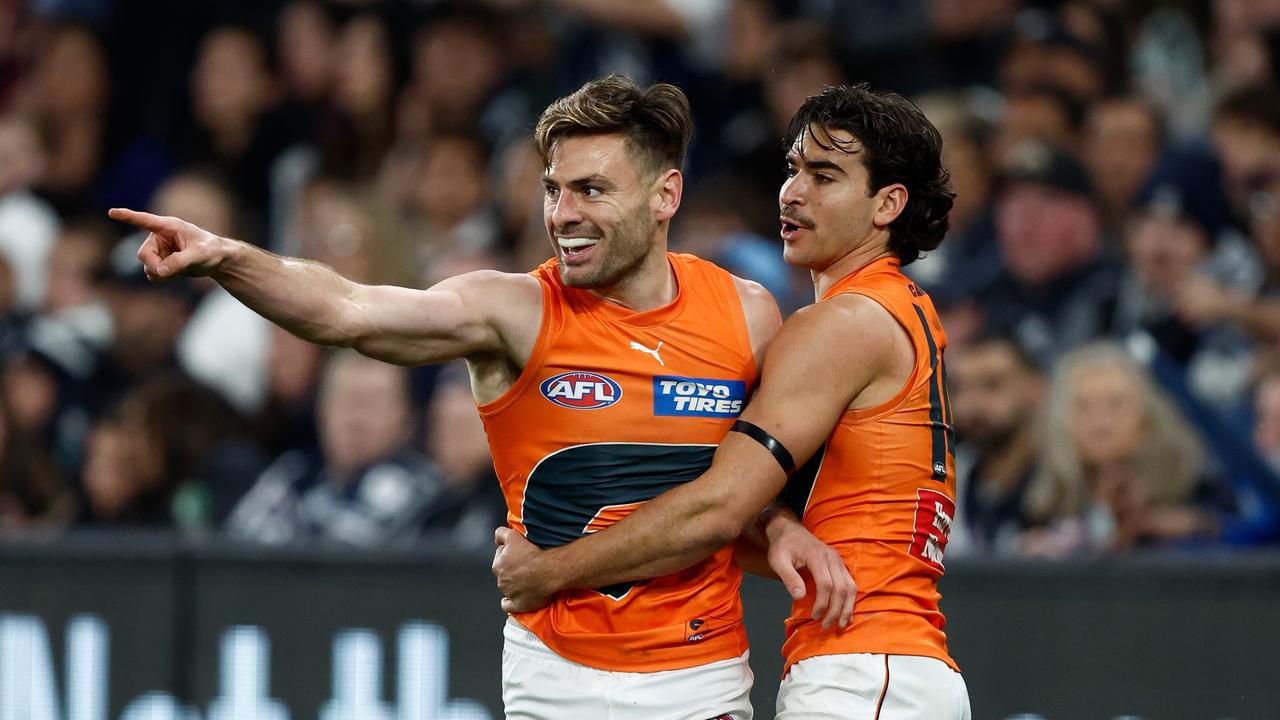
[533,74,694,179]
[784,84,955,266]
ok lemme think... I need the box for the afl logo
[540,371,623,410]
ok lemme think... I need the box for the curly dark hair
[534,74,694,179]
[783,84,954,266]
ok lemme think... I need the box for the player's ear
[652,169,682,222]
[872,183,907,228]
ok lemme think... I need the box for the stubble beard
[560,202,656,289]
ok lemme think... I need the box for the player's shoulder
[801,290,897,328]
[434,268,544,321]
[729,274,780,320]
[668,251,781,322]
[777,293,904,365]
[447,267,543,297]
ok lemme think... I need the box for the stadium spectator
[80,373,260,531]
[1083,95,1163,236]
[990,83,1086,161]
[1209,0,1280,93]
[1253,365,1280,475]
[275,0,334,113]
[907,98,1000,321]
[948,333,1043,555]
[419,365,505,552]
[254,323,322,457]
[1210,84,1280,227]
[748,24,845,182]
[0,219,112,473]
[87,238,199,414]
[0,112,59,312]
[410,132,500,280]
[226,351,445,548]
[403,7,507,137]
[979,139,1118,365]
[491,136,549,267]
[1022,342,1224,556]
[186,26,290,239]
[1154,94,1280,365]
[317,12,395,182]
[1114,148,1259,409]
[17,23,108,214]
[150,171,274,416]
[41,217,112,317]
[0,389,74,534]
[289,176,416,288]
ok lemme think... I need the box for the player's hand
[492,527,554,614]
[766,516,855,630]
[108,208,230,282]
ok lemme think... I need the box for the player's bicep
[737,298,893,466]
[347,271,535,365]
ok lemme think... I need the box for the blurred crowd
[0,0,1278,558]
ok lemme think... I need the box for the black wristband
[730,419,795,474]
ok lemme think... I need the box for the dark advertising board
[1,536,1277,719]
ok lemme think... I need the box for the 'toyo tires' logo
[540,371,623,410]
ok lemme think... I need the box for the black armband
[730,419,795,474]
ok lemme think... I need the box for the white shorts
[501,618,754,720]
[776,653,970,720]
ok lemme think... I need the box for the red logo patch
[908,488,954,572]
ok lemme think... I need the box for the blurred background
[1,0,1279,718]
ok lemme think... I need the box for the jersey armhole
[841,288,925,423]
[476,272,557,417]
[721,270,759,383]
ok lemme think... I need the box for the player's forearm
[213,240,363,347]
[544,483,746,592]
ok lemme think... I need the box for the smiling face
[778,125,904,272]
[542,134,665,289]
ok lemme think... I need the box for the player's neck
[811,238,894,299]
[588,246,677,312]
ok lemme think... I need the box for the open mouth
[780,220,807,242]
[558,237,599,262]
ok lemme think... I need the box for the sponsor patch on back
[653,376,746,418]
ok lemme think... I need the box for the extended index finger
[108,208,176,234]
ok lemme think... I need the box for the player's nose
[550,191,585,228]
[779,173,806,207]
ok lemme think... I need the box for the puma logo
[628,340,664,366]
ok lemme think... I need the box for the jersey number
[913,305,955,480]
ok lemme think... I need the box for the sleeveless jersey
[780,256,959,673]
[479,253,758,672]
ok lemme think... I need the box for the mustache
[780,207,814,229]
[553,222,603,238]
